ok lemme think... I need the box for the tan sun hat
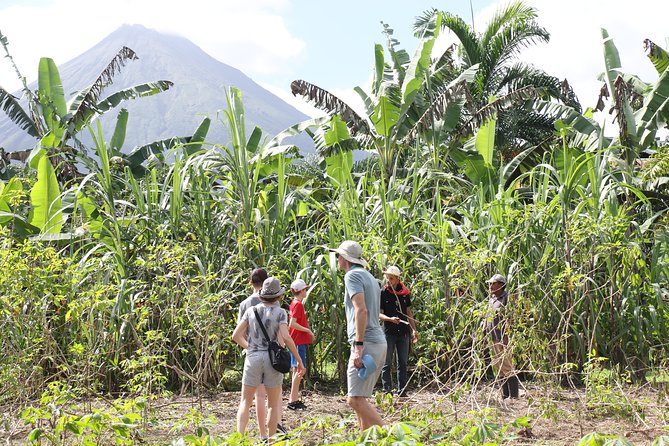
[486,273,507,285]
[259,277,285,300]
[383,265,401,277]
[329,240,368,267]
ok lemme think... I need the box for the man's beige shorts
[347,342,387,397]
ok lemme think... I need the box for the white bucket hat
[329,240,368,267]
[383,265,401,277]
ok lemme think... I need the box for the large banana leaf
[400,12,441,118]
[645,39,669,75]
[37,57,67,143]
[323,115,352,146]
[325,150,353,189]
[371,95,400,137]
[125,136,189,170]
[110,108,129,151]
[475,114,496,167]
[636,66,669,147]
[266,116,330,148]
[68,81,173,136]
[0,87,38,137]
[67,46,138,132]
[0,177,23,224]
[183,117,211,156]
[0,211,38,238]
[28,151,63,233]
[451,136,494,186]
[372,43,385,96]
[601,28,637,145]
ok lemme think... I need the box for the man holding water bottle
[329,240,387,431]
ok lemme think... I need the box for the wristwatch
[354,341,364,346]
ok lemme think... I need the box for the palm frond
[381,22,410,81]
[480,0,538,47]
[412,8,440,38]
[0,88,39,137]
[464,86,539,133]
[439,13,481,66]
[499,63,581,111]
[483,21,549,81]
[291,79,371,135]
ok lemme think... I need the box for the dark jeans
[381,333,410,393]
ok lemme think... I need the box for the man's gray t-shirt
[241,302,288,353]
[238,292,261,323]
[343,265,386,344]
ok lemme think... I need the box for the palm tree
[416,1,581,159]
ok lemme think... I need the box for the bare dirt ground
[2,383,668,445]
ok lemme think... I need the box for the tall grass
[1,89,668,404]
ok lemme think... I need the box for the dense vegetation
[1,2,668,444]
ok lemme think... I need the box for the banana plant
[0,37,173,173]
[596,29,669,161]
[291,12,477,182]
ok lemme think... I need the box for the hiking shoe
[287,400,306,411]
[277,423,288,434]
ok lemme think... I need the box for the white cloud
[520,0,666,110]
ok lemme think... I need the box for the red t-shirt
[289,299,312,345]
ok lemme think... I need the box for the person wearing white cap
[485,273,519,398]
[328,240,387,431]
[379,265,419,396]
[287,278,315,411]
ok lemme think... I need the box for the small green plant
[583,353,642,419]
[355,422,425,445]
[171,408,218,437]
[578,432,634,446]
[21,385,144,445]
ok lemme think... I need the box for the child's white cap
[290,279,309,292]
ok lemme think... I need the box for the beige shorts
[347,342,387,397]
[242,350,284,388]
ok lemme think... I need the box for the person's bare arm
[281,324,306,375]
[289,318,313,334]
[379,309,400,324]
[351,292,367,367]
[232,319,249,350]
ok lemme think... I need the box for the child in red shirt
[287,279,315,410]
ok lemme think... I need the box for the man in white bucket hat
[328,240,386,431]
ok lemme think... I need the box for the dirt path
[2,384,668,444]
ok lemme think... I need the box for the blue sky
[0,0,666,118]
